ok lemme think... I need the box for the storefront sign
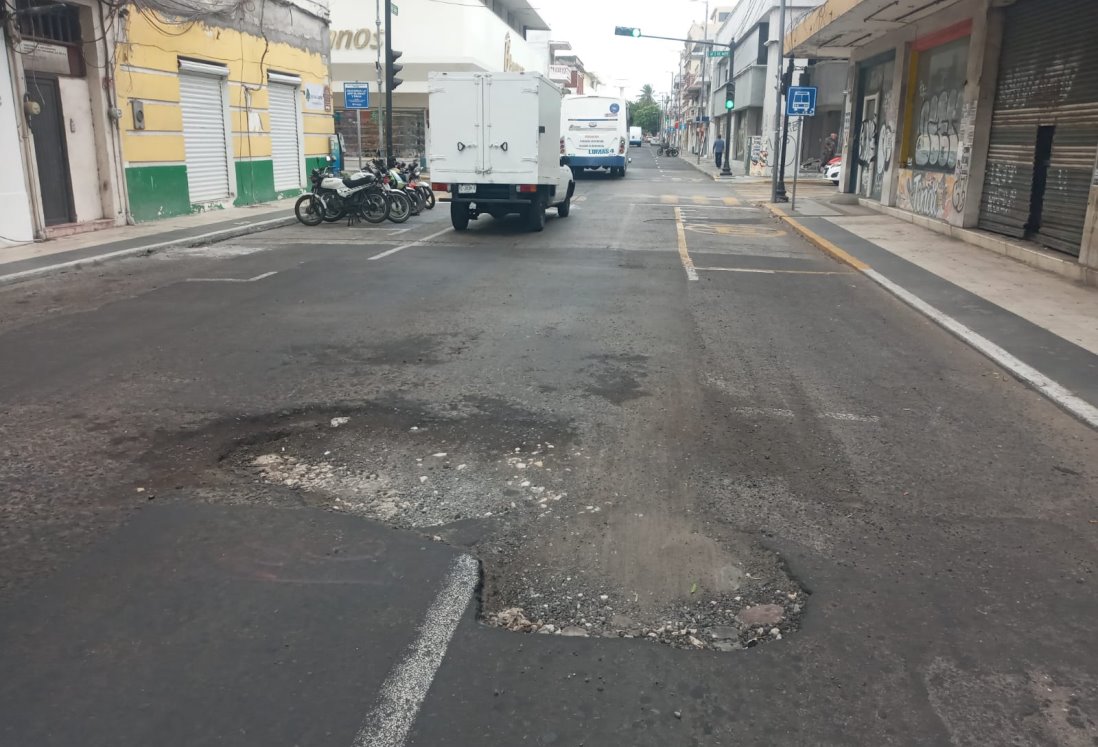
[548,65,571,83]
[304,83,330,112]
[330,28,381,51]
[18,41,76,76]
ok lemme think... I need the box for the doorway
[1026,125,1055,238]
[26,75,76,226]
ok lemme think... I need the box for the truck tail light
[517,184,538,193]
[431,182,449,192]
[618,137,625,155]
[560,137,565,155]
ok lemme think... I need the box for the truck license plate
[458,184,476,194]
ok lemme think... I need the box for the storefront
[894,22,971,224]
[849,52,894,201]
[978,0,1098,257]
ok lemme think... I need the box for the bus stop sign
[786,86,817,117]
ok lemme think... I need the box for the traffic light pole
[375,0,383,160]
[383,0,394,164]
[721,100,733,175]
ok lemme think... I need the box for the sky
[535,0,717,101]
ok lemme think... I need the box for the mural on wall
[853,57,894,200]
[896,169,968,221]
[749,135,766,176]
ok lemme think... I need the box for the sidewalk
[0,198,298,287]
[768,200,1098,429]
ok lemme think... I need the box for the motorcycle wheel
[294,194,323,226]
[360,191,389,224]
[387,191,412,223]
[320,194,346,222]
[405,189,423,216]
[419,186,436,209]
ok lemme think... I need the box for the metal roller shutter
[179,66,231,203]
[978,0,1098,256]
[269,81,302,192]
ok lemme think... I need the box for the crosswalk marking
[691,196,709,205]
[722,197,741,207]
[660,195,679,205]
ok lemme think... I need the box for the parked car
[825,155,842,185]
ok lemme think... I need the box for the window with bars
[16,0,82,44]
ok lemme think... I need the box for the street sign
[344,82,370,109]
[786,85,817,117]
[707,49,729,58]
[390,1,398,15]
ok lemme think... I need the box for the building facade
[788,0,1098,272]
[3,0,127,242]
[1,0,332,245]
[328,0,550,163]
[698,0,842,176]
[114,0,333,221]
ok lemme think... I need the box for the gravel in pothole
[224,410,578,529]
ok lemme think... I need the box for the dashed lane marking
[352,555,479,747]
[722,197,741,207]
[660,195,679,205]
[673,206,698,282]
[691,195,709,205]
[368,227,453,261]
[731,406,880,423]
[184,271,278,283]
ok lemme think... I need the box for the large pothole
[147,400,806,652]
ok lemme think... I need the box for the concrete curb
[768,204,1098,431]
[0,215,296,288]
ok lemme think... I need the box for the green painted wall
[125,165,191,222]
[234,159,277,206]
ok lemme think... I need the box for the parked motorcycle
[295,159,389,226]
[398,162,435,210]
[367,160,412,224]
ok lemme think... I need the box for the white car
[826,161,842,185]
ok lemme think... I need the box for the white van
[629,126,643,146]
[560,95,629,177]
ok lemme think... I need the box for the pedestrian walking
[821,132,837,170]
[713,135,725,169]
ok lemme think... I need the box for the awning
[785,0,965,58]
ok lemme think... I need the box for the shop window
[905,36,968,172]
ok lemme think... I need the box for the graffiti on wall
[913,86,961,169]
[896,168,968,221]
[749,136,766,176]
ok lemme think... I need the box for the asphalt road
[0,146,1096,746]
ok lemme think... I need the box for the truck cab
[428,72,575,232]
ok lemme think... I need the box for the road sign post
[344,83,370,169]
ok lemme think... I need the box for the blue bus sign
[786,86,817,117]
[344,82,370,109]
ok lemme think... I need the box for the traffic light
[724,82,735,110]
[387,48,403,92]
[780,58,794,94]
[614,26,641,38]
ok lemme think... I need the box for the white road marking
[352,554,479,747]
[820,411,881,423]
[673,207,698,282]
[184,271,278,283]
[864,268,1098,430]
[695,267,843,275]
[368,227,453,261]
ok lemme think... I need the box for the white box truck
[629,126,643,146]
[428,71,575,232]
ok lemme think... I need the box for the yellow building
[114,3,334,221]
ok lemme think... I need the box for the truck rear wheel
[451,201,470,231]
[526,198,545,232]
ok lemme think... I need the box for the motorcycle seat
[343,174,374,188]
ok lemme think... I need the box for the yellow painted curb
[766,206,870,271]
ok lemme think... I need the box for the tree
[638,84,655,106]
[628,100,661,135]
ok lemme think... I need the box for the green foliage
[627,100,661,135]
[638,84,655,105]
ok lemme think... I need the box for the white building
[329,0,551,160]
[691,0,844,176]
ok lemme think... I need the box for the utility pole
[770,0,786,202]
[776,58,794,201]
[696,0,709,165]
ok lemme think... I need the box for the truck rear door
[483,75,539,180]
[429,75,483,178]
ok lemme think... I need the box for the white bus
[560,95,629,177]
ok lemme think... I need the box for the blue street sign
[786,86,817,117]
[344,82,370,109]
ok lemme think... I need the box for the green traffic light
[614,26,641,37]
[725,100,734,110]
[632,28,641,37]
